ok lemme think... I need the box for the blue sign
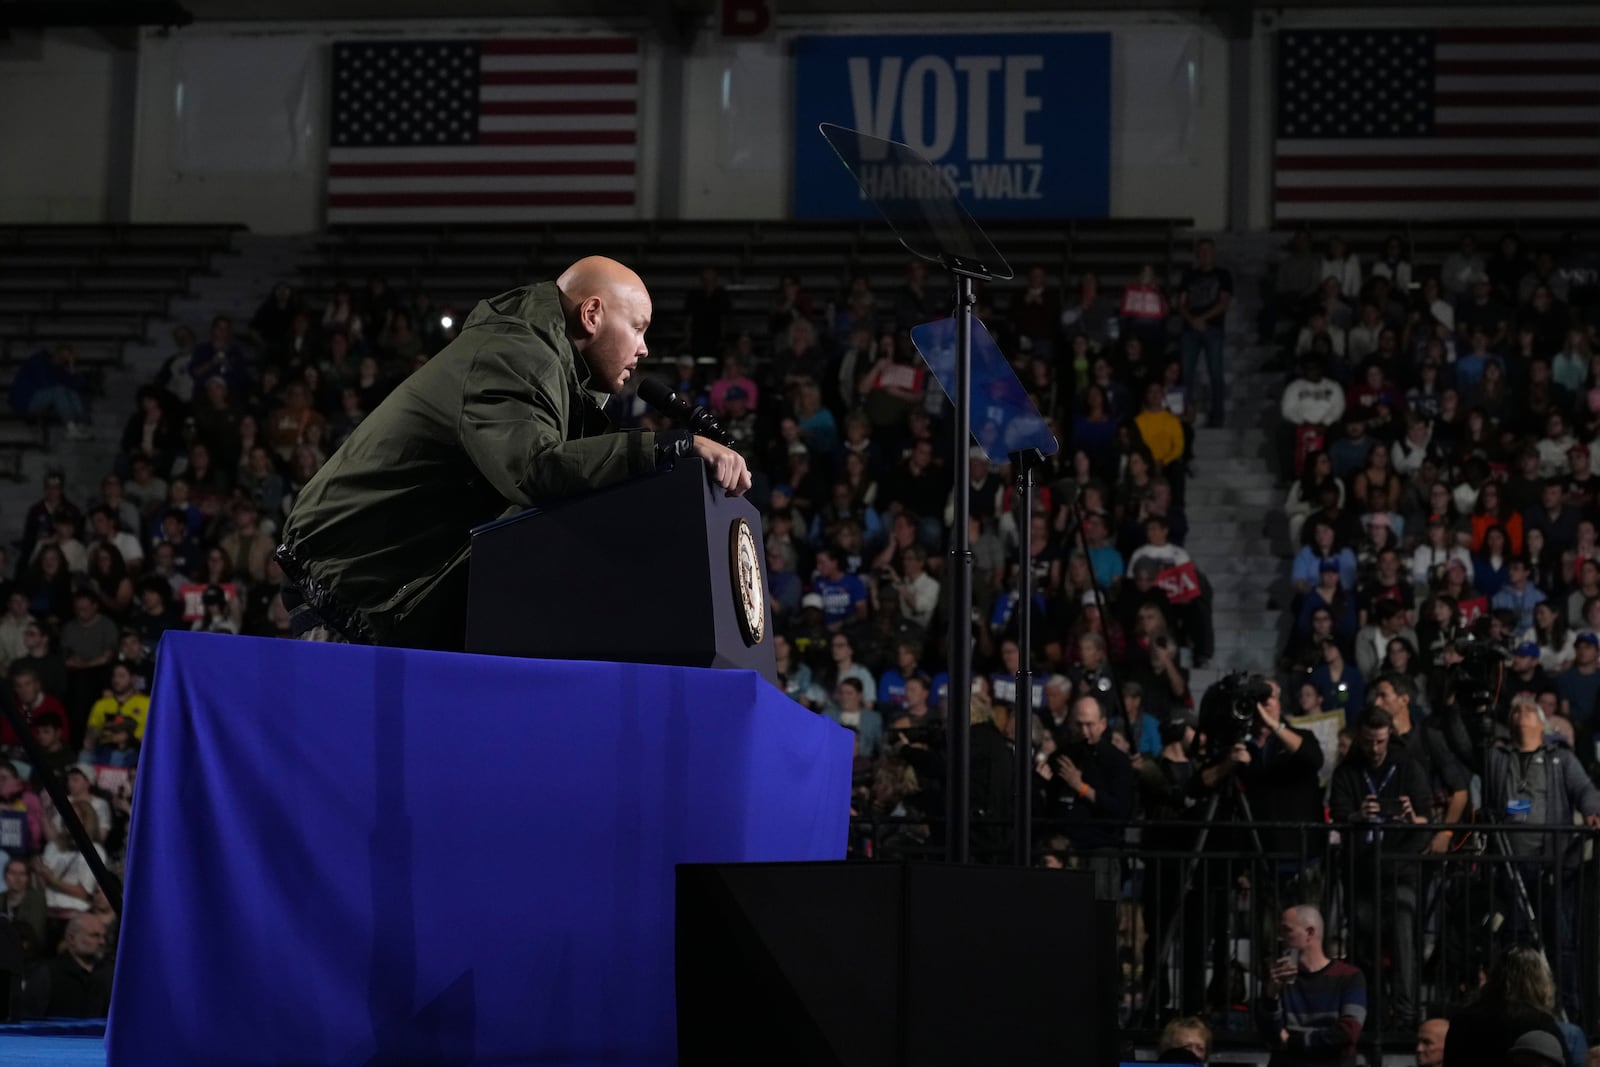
[794,33,1111,219]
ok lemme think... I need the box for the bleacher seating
[0,224,241,476]
[294,218,1194,355]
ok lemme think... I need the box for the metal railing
[848,815,1600,1053]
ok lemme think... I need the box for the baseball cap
[788,442,810,457]
[1515,641,1541,658]
[1430,299,1455,330]
[1577,632,1599,648]
[64,765,90,781]
[1318,558,1342,573]
[104,713,133,730]
[1508,1030,1564,1066]
[1081,590,1103,607]
[801,593,824,611]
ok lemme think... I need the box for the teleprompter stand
[822,124,1060,864]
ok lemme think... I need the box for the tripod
[1139,770,1264,1026]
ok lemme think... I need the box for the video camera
[1196,671,1273,761]
[1445,634,1511,758]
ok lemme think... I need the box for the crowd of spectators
[3,227,1600,1057]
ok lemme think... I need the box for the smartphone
[1279,941,1300,985]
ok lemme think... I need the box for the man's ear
[578,296,603,338]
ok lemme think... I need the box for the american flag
[326,36,640,224]
[1274,27,1600,220]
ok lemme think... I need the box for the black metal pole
[1011,449,1039,867]
[0,703,122,915]
[945,271,976,865]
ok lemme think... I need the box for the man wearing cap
[91,715,139,769]
[1556,630,1600,729]
[1491,557,1547,632]
[1503,639,1557,714]
[276,257,750,648]
[84,663,150,752]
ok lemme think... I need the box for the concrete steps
[1175,237,1286,677]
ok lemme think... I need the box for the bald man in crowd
[278,257,750,648]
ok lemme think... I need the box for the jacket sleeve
[1281,382,1303,423]
[1559,749,1600,818]
[1092,753,1136,821]
[457,331,657,505]
[1329,764,1360,823]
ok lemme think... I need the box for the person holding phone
[1255,905,1366,1066]
[1328,708,1432,1032]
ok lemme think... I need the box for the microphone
[636,377,736,448]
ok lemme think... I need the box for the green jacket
[280,282,661,649]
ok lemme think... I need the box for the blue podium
[106,633,851,1067]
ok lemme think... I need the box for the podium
[465,459,778,687]
[107,633,850,1066]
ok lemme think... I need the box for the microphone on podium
[636,377,737,449]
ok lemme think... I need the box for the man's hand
[1585,813,1600,830]
[1230,743,1252,767]
[1056,755,1084,792]
[1426,830,1454,854]
[690,437,752,496]
[1361,794,1382,820]
[1256,699,1282,733]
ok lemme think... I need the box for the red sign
[1458,596,1489,625]
[1294,425,1325,476]
[1156,561,1202,604]
[178,583,238,623]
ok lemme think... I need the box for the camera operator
[1482,694,1600,1017]
[1328,707,1432,1031]
[1201,677,1326,855]
[1040,695,1133,894]
[1168,677,1323,1018]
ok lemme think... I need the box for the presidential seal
[729,517,765,646]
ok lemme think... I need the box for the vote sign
[794,33,1111,219]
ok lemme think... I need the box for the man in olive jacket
[278,256,750,649]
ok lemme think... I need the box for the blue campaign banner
[794,32,1111,220]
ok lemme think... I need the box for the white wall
[678,13,1233,229]
[0,30,125,222]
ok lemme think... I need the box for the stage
[85,633,851,1067]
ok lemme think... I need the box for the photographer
[1328,708,1432,1031]
[1202,678,1326,855]
[1167,677,1323,1018]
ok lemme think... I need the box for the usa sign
[794,33,1111,219]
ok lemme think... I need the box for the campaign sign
[0,809,27,855]
[794,33,1111,219]
[1156,561,1202,605]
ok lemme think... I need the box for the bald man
[277,258,749,648]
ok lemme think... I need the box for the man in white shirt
[88,507,143,570]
